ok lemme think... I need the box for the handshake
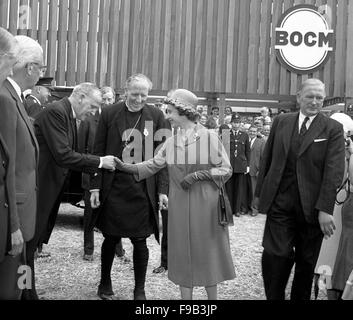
[100,156,137,174]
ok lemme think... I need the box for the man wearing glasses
[0,34,40,299]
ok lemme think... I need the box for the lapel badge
[143,128,149,137]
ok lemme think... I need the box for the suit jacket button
[4,203,9,208]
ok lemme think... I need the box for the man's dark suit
[78,111,100,190]
[255,112,345,300]
[77,111,100,255]
[78,110,125,257]
[24,94,44,120]
[0,133,16,299]
[0,80,39,299]
[0,134,10,262]
[249,137,266,202]
[225,130,251,214]
[24,97,101,299]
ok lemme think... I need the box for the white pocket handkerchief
[314,139,327,143]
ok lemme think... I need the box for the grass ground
[35,204,326,300]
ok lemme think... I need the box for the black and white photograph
[0,0,353,312]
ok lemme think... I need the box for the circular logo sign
[275,5,334,74]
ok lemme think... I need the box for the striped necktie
[300,117,310,136]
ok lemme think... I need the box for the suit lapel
[4,80,39,157]
[62,98,77,149]
[282,112,298,156]
[251,138,258,150]
[298,113,326,157]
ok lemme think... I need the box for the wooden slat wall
[1,0,353,98]
[66,0,78,86]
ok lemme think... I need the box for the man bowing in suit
[0,34,41,299]
[23,82,117,300]
[254,78,345,300]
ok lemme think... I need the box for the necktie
[300,117,310,136]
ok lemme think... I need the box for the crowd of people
[1,28,353,301]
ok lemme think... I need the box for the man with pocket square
[254,78,346,300]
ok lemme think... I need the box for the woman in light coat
[115,89,235,300]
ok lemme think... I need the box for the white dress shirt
[7,77,23,101]
[298,112,317,132]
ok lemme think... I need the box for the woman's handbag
[217,178,234,227]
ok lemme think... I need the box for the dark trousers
[240,174,253,212]
[83,191,125,256]
[100,235,148,292]
[261,182,324,300]
[250,176,258,207]
[22,181,68,300]
[0,254,22,300]
[21,241,38,300]
[226,173,245,214]
[40,180,69,245]
[160,210,168,268]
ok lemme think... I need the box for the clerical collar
[125,101,143,113]
[7,77,22,101]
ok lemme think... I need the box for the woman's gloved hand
[180,170,212,190]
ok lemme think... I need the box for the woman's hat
[169,89,198,109]
[164,89,199,115]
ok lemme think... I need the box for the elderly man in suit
[90,74,169,300]
[254,78,346,300]
[0,27,19,300]
[226,113,251,217]
[0,33,40,300]
[22,83,117,300]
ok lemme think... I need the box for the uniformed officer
[225,113,251,217]
[24,77,53,120]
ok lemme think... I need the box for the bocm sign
[275,5,334,74]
